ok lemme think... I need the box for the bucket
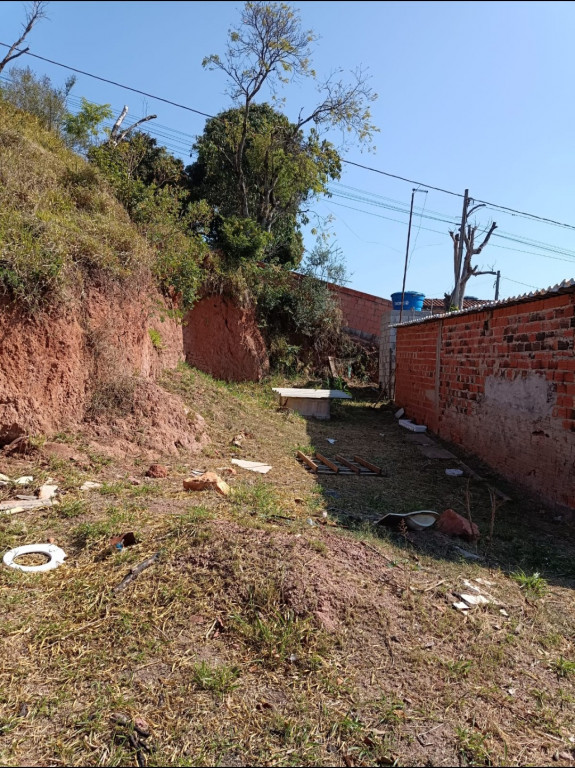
[391,291,425,311]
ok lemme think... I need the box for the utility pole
[399,188,427,323]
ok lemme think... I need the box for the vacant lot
[0,365,573,767]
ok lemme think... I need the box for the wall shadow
[299,387,575,590]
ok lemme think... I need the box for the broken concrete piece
[436,508,480,541]
[37,485,58,500]
[13,476,33,486]
[183,472,230,496]
[231,434,244,448]
[0,473,10,482]
[394,408,405,419]
[0,499,56,515]
[459,593,490,606]
[398,419,427,433]
[80,481,102,491]
[453,601,470,612]
[453,546,482,561]
[445,468,464,477]
[231,459,272,474]
[326,438,336,445]
[146,464,168,478]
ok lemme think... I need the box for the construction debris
[80,481,102,491]
[183,472,230,496]
[37,484,58,500]
[145,464,168,478]
[297,451,384,476]
[13,476,33,486]
[230,459,272,474]
[0,499,57,516]
[445,469,464,477]
[436,508,480,541]
[398,419,427,433]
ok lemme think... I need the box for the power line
[3,41,575,235]
[0,42,216,120]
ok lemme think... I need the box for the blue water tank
[391,291,425,311]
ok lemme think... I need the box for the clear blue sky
[2,0,575,301]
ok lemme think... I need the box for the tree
[0,66,76,132]
[197,1,378,263]
[188,103,341,265]
[449,220,497,309]
[0,1,48,75]
[63,97,113,152]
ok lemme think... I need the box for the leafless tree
[449,220,497,309]
[0,1,49,75]
[107,105,157,147]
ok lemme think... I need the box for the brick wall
[327,283,393,340]
[395,289,575,509]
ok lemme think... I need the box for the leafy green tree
[188,103,340,265]
[195,1,378,265]
[63,97,113,152]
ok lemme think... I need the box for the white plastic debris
[14,476,33,486]
[445,469,464,477]
[3,543,67,573]
[231,459,272,474]
[0,473,10,482]
[326,438,336,444]
[398,419,427,433]
[80,481,102,491]
[394,408,405,419]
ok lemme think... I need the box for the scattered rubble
[230,459,272,474]
[80,481,102,491]
[145,464,168,478]
[398,419,427,433]
[445,468,464,477]
[14,476,33,486]
[436,508,480,541]
[37,484,58,500]
[183,472,230,496]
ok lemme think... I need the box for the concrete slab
[418,446,457,460]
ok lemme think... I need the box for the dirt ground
[0,367,573,767]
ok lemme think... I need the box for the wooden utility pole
[399,188,427,323]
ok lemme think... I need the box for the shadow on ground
[300,385,575,589]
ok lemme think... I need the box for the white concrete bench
[272,388,352,420]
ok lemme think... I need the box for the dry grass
[0,366,573,767]
[0,101,153,309]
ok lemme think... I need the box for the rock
[231,434,244,448]
[146,464,169,478]
[183,472,230,497]
[110,712,131,727]
[220,467,237,477]
[0,473,10,482]
[37,484,58,500]
[80,481,102,491]
[436,508,480,541]
[459,593,490,606]
[134,717,150,737]
[127,476,142,486]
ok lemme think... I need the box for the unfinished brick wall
[328,283,392,340]
[395,289,575,509]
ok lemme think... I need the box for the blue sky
[2,0,575,301]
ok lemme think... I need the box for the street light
[399,188,428,323]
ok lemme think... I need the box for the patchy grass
[0,372,573,767]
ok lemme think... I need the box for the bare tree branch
[107,106,157,147]
[0,1,49,75]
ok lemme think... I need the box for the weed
[57,498,88,519]
[446,659,473,679]
[511,570,547,597]
[373,696,407,725]
[551,657,575,678]
[190,661,240,697]
[455,726,492,766]
[148,328,164,350]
